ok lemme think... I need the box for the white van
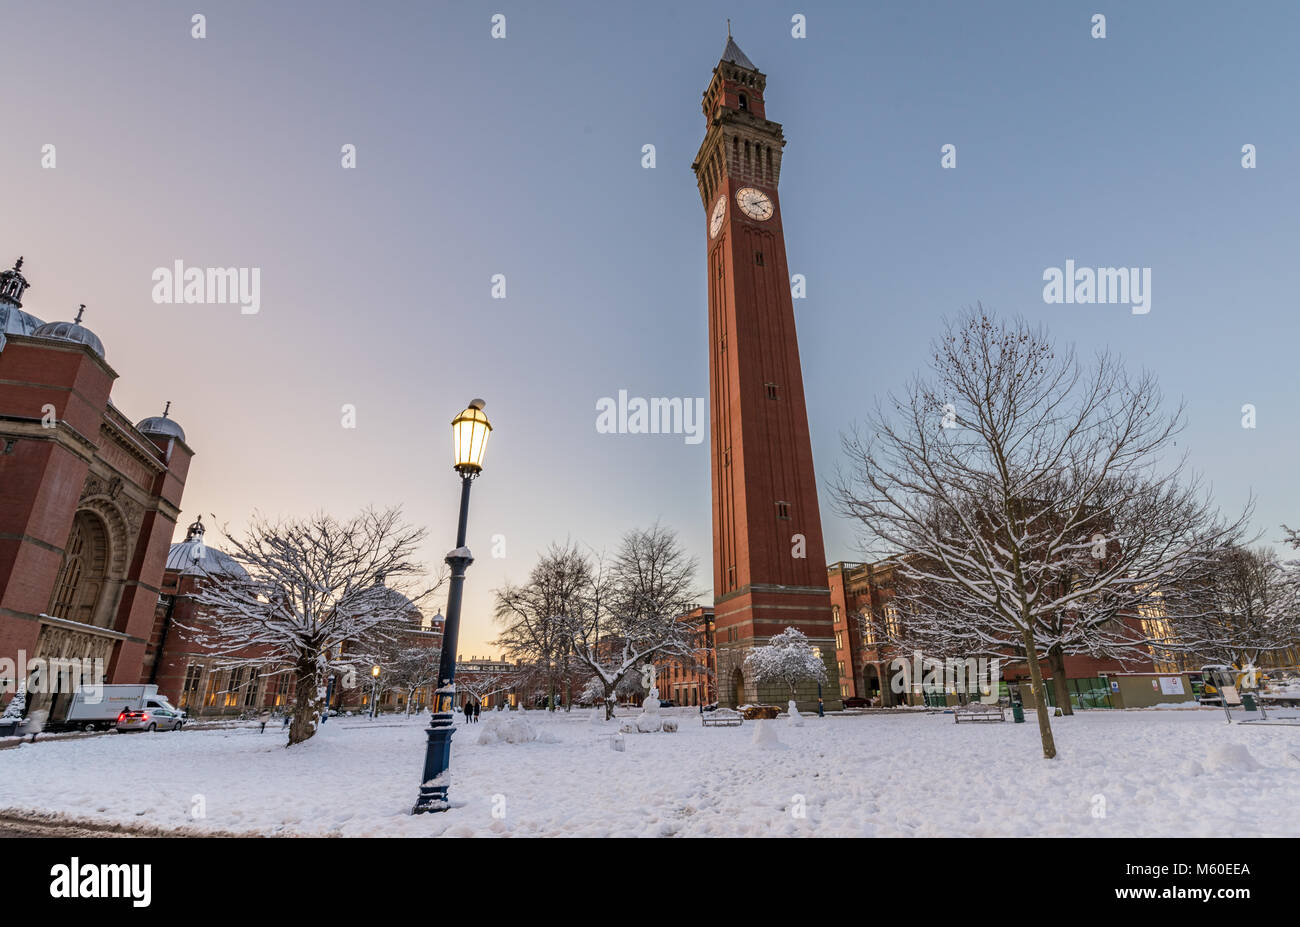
[64,684,181,732]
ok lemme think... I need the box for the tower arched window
[49,510,110,627]
[738,92,748,111]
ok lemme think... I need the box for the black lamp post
[413,399,492,814]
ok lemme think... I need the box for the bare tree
[374,643,441,715]
[456,665,522,710]
[1157,544,1299,669]
[835,310,1244,758]
[493,542,589,710]
[498,527,700,719]
[569,524,701,719]
[185,508,442,745]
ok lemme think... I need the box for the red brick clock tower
[691,35,835,709]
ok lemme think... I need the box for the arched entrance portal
[732,667,745,707]
[48,510,111,626]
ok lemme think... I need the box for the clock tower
[691,34,835,709]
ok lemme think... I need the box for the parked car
[841,696,870,709]
[116,696,186,732]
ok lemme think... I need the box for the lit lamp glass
[452,399,492,474]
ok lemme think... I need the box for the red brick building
[654,605,716,707]
[0,257,193,719]
[828,558,1159,710]
[692,36,836,709]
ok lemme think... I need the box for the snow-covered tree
[185,508,442,745]
[568,525,700,719]
[498,527,700,719]
[743,627,827,701]
[493,542,587,711]
[1,688,26,721]
[1157,544,1299,669]
[835,310,1245,758]
[374,644,441,715]
[456,665,521,709]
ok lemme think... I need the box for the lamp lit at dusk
[451,399,491,474]
[414,399,492,813]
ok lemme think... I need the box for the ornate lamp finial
[163,401,171,418]
[74,304,85,324]
[727,18,731,38]
[14,257,23,271]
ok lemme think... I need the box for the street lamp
[812,647,825,716]
[370,665,381,719]
[413,399,492,814]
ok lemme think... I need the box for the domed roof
[136,402,186,442]
[33,305,105,359]
[0,304,43,336]
[166,516,248,578]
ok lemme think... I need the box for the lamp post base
[412,713,456,814]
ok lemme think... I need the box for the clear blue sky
[3,1,1297,655]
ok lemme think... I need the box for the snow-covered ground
[3,707,1298,837]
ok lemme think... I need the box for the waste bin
[1242,693,1257,712]
[1012,703,1025,723]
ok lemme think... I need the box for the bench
[702,708,743,727]
[953,703,1005,723]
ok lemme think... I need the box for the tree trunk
[288,651,323,746]
[604,682,616,720]
[1020,627,1057,759]
[1048,645,1073,716]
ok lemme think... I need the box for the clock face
[709,196,726,238]
[735,187,774,221]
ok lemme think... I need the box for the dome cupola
[33,303,106,359]
[0,257,45,337]
[165,514,248,578]
[136,401,186,443]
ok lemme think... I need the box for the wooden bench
[953,703,1005,723]
[702,708,743,727]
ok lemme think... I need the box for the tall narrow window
[765,382,779,400]
[776,501,791,519]
[755,251,764,266]
[738,92,748,111]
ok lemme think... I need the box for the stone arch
[731,665,746,707]
[49,497,132,630]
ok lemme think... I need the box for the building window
[833,605,841,625]
[755,251,764,266]
[765,382,779,400]
[836,631,843,649]
[738,92,748,111]
[180,664,202,709]
[776,501,790,519]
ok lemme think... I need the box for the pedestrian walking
[473,701,481,722]
[258,708,272,733]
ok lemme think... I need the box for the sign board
[1158,676,1185,696]
[1110,680,1120,693]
